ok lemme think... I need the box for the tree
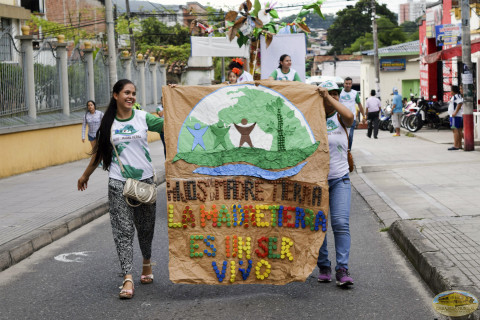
[264,98,296,151]
[401,21,419,42]
[280,13,335,30]
[343,33,373,54]
[377,17,406,46]
[343,16,413,53]
[137,17,190,47]
[27,14,95,43]
[327,0,397,54]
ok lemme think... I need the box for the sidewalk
[0,140,166,271]
[351,127,480,319]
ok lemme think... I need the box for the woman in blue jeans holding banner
[316,80,355,287]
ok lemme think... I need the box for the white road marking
[54,251,94,263]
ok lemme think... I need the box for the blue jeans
[348,120,356,150]
[317,173,352,271]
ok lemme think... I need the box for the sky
[146,0,401,16]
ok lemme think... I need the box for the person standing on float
[229,58,253,83]
[268,54,301,82]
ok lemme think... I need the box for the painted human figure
[234,118,256,148]
[210,121,231,150]
[187,123,209,151]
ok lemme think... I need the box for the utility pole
[105,0,117,90]
[125,0,136,56]
[333,51,337,77]
[113,4,118,49]
[461,0,474,151]
[371,0,380,98]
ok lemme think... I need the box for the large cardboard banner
[163,81,329,285]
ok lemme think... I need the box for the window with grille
[0,19,12,61]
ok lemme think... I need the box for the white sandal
[119,278,134,299]
[140,262,156,284]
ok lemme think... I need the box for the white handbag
[111,133,157,207]
[122,178,157,207]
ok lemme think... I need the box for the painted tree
[264,98,295,151]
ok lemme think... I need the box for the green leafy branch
[225,0,325,48]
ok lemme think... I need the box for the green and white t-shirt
[110,110,164,181]
[340,89,360,125]
[270,68,301,82]
[326,112,349,180]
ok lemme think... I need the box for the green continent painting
[173,85,318,170]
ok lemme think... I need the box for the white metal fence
[94,51,110,107]
[0,31,166,125]
[68,46,87,112]
[34,40,61,114]
[0,31,26,117]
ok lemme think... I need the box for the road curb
[0,177,165,272]
[389,220,480,320]
[351,171,480,319]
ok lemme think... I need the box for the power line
[35,19,107,36]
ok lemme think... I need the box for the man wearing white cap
[391,87,403,136]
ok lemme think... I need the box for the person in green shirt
[77,79,164,300]
[268,54,301,82]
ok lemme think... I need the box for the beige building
[361,40,420,104]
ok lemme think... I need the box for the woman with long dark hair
[82,100,104,148]
[268,54,301,81]
[77,79,164,299]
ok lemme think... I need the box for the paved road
[0,184,444,320]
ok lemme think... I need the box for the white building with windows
[399,0,427,24]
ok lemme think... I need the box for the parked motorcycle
[379,101,394,133]
[401,98,419,128]
[407,97,449,132]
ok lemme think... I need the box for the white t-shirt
[340,89,359,114]
[326,112,349,180]
[237,71,254,83]
[448,94,463,117]
[340,89,360,128]
[110,110,164,181]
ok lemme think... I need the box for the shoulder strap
[337,113,349,139]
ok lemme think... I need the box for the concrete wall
[361,55,420,104]
[182,56,213,85]
[0,123,160,179]
[322,60,361,84]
